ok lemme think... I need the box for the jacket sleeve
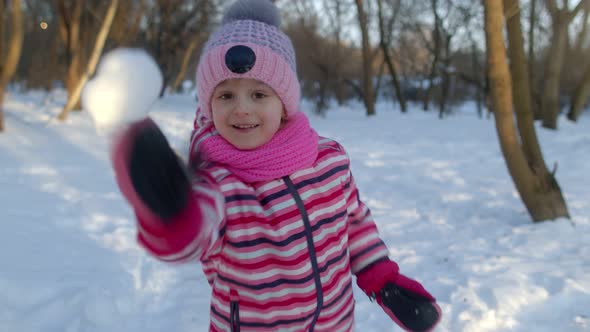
[111,124,225,264]
[341,150,391,274]
[134,177,225,263]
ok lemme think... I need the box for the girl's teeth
[235,124,257,129]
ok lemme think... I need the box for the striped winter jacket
[132,137,390,332]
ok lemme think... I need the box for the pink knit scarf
[190,112,319,183]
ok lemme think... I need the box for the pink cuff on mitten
[356,259,399,297]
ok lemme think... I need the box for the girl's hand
[356,259,442,332]
[113,118,191,222]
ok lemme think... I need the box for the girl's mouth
[232,124,259,130]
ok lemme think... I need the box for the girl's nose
[233,97,252,116]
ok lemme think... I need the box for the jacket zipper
[283,176,323,332]
[230,290,240,332]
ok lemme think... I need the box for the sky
[0,50,589,332]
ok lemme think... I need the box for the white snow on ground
[1,90,589,332]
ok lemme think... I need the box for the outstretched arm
[111,117,224,262]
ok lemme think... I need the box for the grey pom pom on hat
[222,0,281,27]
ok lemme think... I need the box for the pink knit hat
[196,0,300,120]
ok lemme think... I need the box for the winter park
[1,1,590,332]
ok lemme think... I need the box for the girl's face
[211,78,285,150]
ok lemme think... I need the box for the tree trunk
[574,2,590,55]
[505,0,569,219]
[438,35,452,118]
[354,0,376,116]
[472,42,483,118]
[568,65,590,121]
[315,79,328,116]
[59,1,82,98]
[541,0,590,129]
[527,0,541,119]
[374,60,386,103]
[504,0,540,161]
[170,37,199,92]
[424,0,441,112]
[377,0,406,113]
[382,48,406,112]
[58,0,119,121]
[541,19,568,129]
[326,0,346,106]
[568,3,590,122]
[0,0,24,132]
[485,0,569,222]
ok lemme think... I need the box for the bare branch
[568,0,590,21]
[546,0,559,16]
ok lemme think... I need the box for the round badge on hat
[225,45,256,74]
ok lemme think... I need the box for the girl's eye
[219,93,233,100]
[253,92,267,99]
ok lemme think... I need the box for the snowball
[82,48,163,134]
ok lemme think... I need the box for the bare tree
[568,65,590,121]
[284,2,330,113]
[397,21,431,82]
[573,0,590,55]
[168,1,214,93]
[540,0,589,129]
[169,36,200,92]
[422,0,443,112]
[283,0,363,114]
[58,0,119,121]
[109,0,147,47]
[484,0,569,222]
[419,0,462,117]
[458,14,487,118]
[19,0,60,90]
[568,1,590,121]
[438,27,452,118]
[355,0,376,116]
[144,0,212,96]
[54,0,82,102]
[527,0,538,117]
[377,0,406,112]
[322,0,348,105]
[505,0,569,219]
[392,1,488,111]
[0,0,24,132]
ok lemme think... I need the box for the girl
[111,0,441,331]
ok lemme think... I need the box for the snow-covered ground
[1,90,589,332]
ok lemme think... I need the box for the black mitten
[127,119,191,221]
[379,282,441,331]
